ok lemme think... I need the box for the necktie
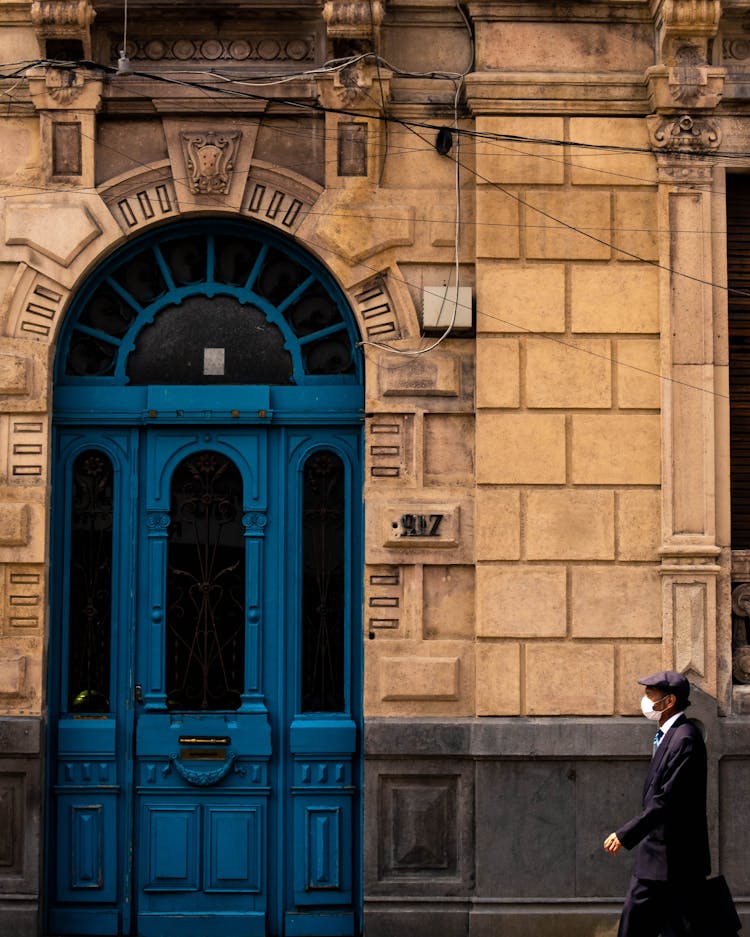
[653,729,663,754]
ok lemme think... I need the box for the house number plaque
[383,505,460,548]
[395,514,444,537]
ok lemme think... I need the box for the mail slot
[178,736,231,745]
[180,747,227,761]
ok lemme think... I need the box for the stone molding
[111,34,316,66]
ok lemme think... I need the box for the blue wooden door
[47,219,363,937]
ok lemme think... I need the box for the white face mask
[640,695,666,721]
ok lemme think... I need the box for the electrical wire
[0,59,746,396]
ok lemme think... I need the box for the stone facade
[0,0,750,934]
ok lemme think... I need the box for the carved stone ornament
[323,0,385,40]
[648,0,724,112]
[648,113,721,151]
[180,131,242,196]
[734,646,750,685]
[731,582,750,684]
[31,0,96,57]
[43,67,85,104]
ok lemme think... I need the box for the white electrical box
[422,285,473,330]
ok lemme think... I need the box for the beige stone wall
[364,115,667,719]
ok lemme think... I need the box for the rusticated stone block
[616,339,661,409]
[526,643,615,715]
[476,263,565,333]
[525,338,612,408]
[617,643,663,714]
[0,657,26,698]
[380,351,460,398]
[617,489,661,561]
[571,414,660,484]
[381,656,460,701]
[365,639,475,716]
[524,190,611,260]
[570,566,662,638]
[476,190,519,259]
[476,339,519,408]
[477,413,566,484]
[476,117,564,185]
[5,201,102,267]
[526,490,615,560]
[423,414,474,482]
[0,356,30,396]
[614,190,659,262]
[476,642,521,715]
[571,265,659,333]
[0,504,29,547]
[475,489,520,561]
[423,566,475,640]
[476,565,566,637]
[569,118,656,186]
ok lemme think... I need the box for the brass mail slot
[178,736,231,745]
[181,747,227,761]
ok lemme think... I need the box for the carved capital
[323,0,385,40]
[180,131,242,196]
[31,0,96,58]
[648,113,721,152]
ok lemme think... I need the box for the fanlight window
[60,222,360,386]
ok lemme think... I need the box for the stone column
[647,0,725,697]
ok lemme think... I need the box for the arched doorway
[47,219,364,937]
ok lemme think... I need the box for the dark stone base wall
[0,717,42,937]
[364,695,750,937]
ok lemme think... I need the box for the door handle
[134,684,143,705]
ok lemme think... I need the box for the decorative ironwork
[67,450,113,712]
[301,450,346,712]
[166,451,245,711]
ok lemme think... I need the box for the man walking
[603,670,710,937]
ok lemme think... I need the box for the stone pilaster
[647,0,725,697]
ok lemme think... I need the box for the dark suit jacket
[616,713,710,882]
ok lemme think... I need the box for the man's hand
[603,832,622,855]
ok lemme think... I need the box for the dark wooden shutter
[728,175,750,547]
